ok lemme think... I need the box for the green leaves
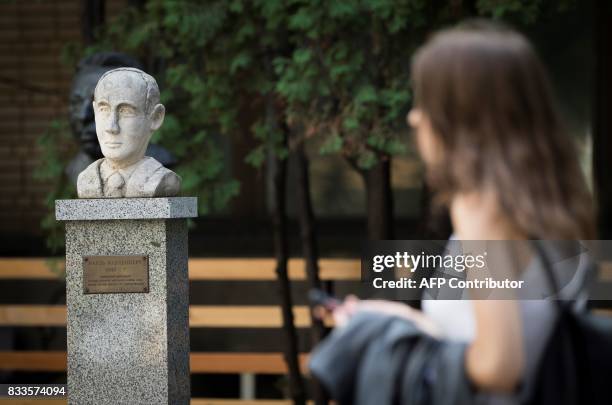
[293,48,312,65]
[263,2,418,168]
[289,7,317,31]
[355,85,378,105]
[126,0,426,185]
[367,133,406,155]
[34,119,77,252]
[343,116,360,131]
[249,119,289,165]
[34,120,72,181]
[230,52,252,74]
[328,1,358,19]
[43,0,563,229]
[319,133,343,155]
[476,0,552,25]
[357,149,378,170]
[245,145,266,168]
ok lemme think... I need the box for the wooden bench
[0,257,359,402]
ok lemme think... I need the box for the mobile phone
[308,288,341,311]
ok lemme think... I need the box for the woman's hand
[319,295,442,338]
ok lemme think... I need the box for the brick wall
[0,0,125,240]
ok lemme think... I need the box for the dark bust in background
[65,52,176,183]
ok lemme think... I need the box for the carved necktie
[104,171,125,197]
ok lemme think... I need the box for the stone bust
[77,68,181,198]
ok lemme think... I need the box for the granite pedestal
[56,197,197,405]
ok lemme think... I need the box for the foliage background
[35,0,578,251]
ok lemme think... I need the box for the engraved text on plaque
[83,256,149,294]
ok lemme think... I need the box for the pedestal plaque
[56,197,196,405]
[83,255,149,294]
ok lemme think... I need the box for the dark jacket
[309,311,473,405]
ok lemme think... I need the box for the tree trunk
[593,0,612,238]
[271,123,306,405]
[362,157,394,240]
[294,141,328,405]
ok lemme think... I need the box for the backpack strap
[529,239,579,404]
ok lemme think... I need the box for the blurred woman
[330,20,595,399]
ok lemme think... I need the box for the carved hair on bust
[77,68,181,199]
[94,67,160,115]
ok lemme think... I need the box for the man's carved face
[93,72,154,165]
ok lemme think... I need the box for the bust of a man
[77,67,181,198]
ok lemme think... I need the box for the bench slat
[0,351,308,374]
[0,258,360,281]
[0,305,333,328]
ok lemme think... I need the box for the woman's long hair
[411,21,595,240]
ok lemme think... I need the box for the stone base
[56,198,197,405]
